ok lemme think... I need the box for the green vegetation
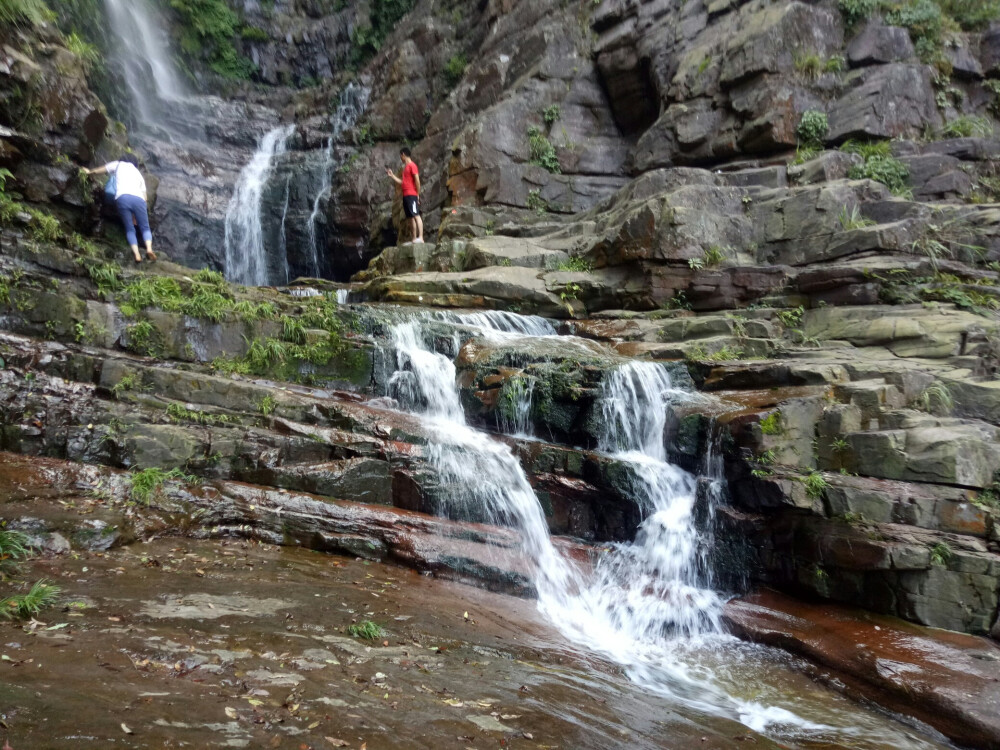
[759,412,782,435]
[527,126,561,173]
[443,53,466,88]
[350,0,416,68]
[804,471,829,498]
[348,620,385,640]
[557,257,594,272]
[796,110,829,148]
[1,579,60,619]
[938,115,994,139]
[974,484,1000,510]
[65,31,100,73]
[119,270,241,323]
[111,372,143,398]
[85,261,123,297]
[838,205,875,230]
[211,295,350,383]
[127,467,191,505]
[939,0,1000,29]
[125,319,158,356]
[843,139,910,195]
[527,189,548,215]
[838,0,880,26]
[0,0,53,26]
[255,394,277,416]
[686,344,744,362]
[166,402,239,426]
[0,529,33,577]
[167,0,255,79]
[543,104,561,127]
[916,381,954,415]
[775,306,804,327]
[929,541,953,566]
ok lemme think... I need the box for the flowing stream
[378,311,950,748]
[224,125,296,286]
[307,84,371,278]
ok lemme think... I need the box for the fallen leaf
[224,707,238,719]
[120,723,133,734]
[45,623,69,631]
[463,611,469,620]
[325,739,349,748]
[308,721,320,729]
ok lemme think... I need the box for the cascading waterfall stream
[103,0,186,130]
[378,312,947,747]
[224,125,295,286]
[307,84,371,278]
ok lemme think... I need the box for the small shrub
[0,580,60,619]
[804,471,828,498]
[125,320,157,355]
[775,306,804,327]
[443,53,466,87]
[838,0,880,27]
[794,53,824,80]
[543,104,561,127]
[527,189,548,215]
[128,467,190,505]
[929,541,953,566]
[848,153,910,195]
[527,126,560,173]
[65,32,100,73]
[0,529,34,576]
[938,0,1000,30]
[916,381,954,415]
[348,620,385,640]
[557,257,593,272]
[0,0,53,27]
[838,205,875,230]
[759,412,782,435]
[796,110,829,147]
[256,394,277,416]
[938,116,994,139]
[824,55,846,73]
[111,372,142,398]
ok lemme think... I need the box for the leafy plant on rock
[796,110,829,148]
[527,126,560,173]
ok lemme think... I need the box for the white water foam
[378,313,949,748]
[224,124,295,286]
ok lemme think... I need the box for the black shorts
[403,196,421,218]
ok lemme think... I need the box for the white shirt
[104,161,147,201]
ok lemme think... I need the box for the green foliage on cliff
[936,0,1000,29]
[843,140,910,195]
[796,110,828,147]
[350,0,416,67]
[528,126,561,173]
[166,0,255,79]
[0,0,53,26]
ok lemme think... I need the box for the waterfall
[307,84,371,278]
[103,0,186,129]
[335,289,350,305]
[385,321,577,595]
[278,177,292,285]
[224,125,296,286]
[542,362,722,644]
[499,377,535,438]
[378,314,846,737]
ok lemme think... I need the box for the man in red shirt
[385,147,424,244]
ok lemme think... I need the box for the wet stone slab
[2,538,783,750]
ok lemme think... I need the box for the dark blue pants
[115,194,152,246]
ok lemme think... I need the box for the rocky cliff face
[0,3,999,737]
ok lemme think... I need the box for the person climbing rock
[385,147,424,245]
[83,154,157,264]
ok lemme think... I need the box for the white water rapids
[380,311,949,748]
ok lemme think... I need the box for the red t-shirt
[401,161,419,197]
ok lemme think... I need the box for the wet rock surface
[725,589,1000,750]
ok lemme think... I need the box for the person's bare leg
[130,244,141,263]
[409,217,417,243]
[416,214,424,242]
